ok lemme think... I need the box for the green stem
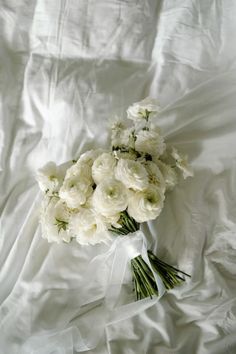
[131,251,191,301]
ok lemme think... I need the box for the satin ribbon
[21,230,165,353]
[72,230,166,352]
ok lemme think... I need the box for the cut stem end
[131,252,190,301]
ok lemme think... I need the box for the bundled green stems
[110,211,190,301]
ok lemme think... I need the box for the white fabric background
[1,0,236,353]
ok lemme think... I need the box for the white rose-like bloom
[111,119,129,147]
[145,161,166,193]
[135,129,166,157]
[59,175,93,208]
[171,147,194,179]
[64,162,92,183]
[92,152,117,184]
[111,119,126,147]
[127,185,164,223]
[93,178,128,217]
[120,128,135,148]
[69,208,110,245]
[59,156,95,208]
[156,160,178,191]
[86,195,121,228]
[40,197,71,243]
[101,213,121,228]
[78,149,105,167]
[115,158,149,191]
[36,162,63,194]
[111,119,135,148]
[127,97,160,121]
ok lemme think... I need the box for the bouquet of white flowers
[36,97,193,300]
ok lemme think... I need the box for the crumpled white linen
[0,229,164,353]
[1,0,236,353]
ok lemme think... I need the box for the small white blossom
[127,185,164,223]
[78,149,105,167]
[127,97,160,122]
[111,119,126,147]
[121,128,136,148]
[93,178,128,217]
[171,147,194,179]
[40,197,72,243]
[59,158,94,208]
[59,175,93,208]
[101,213,121,228]
[36,162,63,194]
[111,119,135,148]
[115,158,149,191]
[145,161,166,193]
[64,162,92,183]
[135,129,166,157]
[69,208,111,245]
[92,152,117,184]
[156,160,178,191]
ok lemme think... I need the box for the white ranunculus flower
[111,119,126,147]
[69,208,111,245]
[120,128,136,148]
[101,213,121,228]
[59,155,96,208]
[36,162,63,194]
[171,147,194,179]
[115,158,149,191]
[59,175,93,208]
[64,162,92,183]
[40,197,72,243]
[156,160,178,191]
[83,196,121,228]
[135,129,166,157]
[93,178,128,217]
[127,97,160,121]
[127,185,164,223]
[111,119,127,147]
[78,149,105,167]
[145,161,166,193]
[111,119,135,148]
[92,152,117,184]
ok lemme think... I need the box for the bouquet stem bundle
[110,211,190,300]
[132,252,190,300]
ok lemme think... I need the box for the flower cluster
[37,97,193,245]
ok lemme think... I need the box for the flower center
[107,187,117,198]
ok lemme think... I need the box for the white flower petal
[171,147,194,179]
[145,161,166,193]
[36,162,63,194]
[40,197,72,243]
[69,208,111,245]
[92,152,117,184]
[115,159,149,191]
[156,160,178,191]
[135,129,166,158]
[59,176,93,208]
[127,185,164,223]
[93,178,128,217]
[127,97,160,122]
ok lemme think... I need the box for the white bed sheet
[1,0,236,353]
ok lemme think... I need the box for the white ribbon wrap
[70,230,166,352]
[19,230,166,353]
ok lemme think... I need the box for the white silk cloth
[1,0,236,353]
